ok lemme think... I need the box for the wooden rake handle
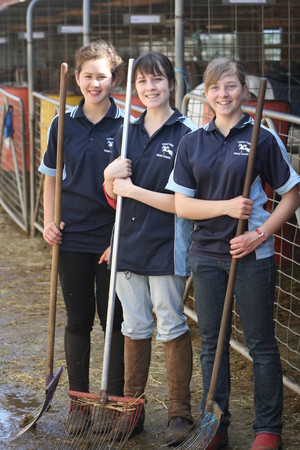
[46,62,68,384]
[206,78,267,407]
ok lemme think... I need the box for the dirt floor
[0,205,300,450]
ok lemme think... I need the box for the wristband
[255,228,266,242]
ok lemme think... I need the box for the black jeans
[58,250,123,334]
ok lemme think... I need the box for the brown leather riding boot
[164,331,194,445]
[115,336,152,441]
[124,336,152,398]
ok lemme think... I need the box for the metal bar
[82,0,90,46]
[175,0,185,108]
[0,199,28,233]
[9,139,26,220]
[27,0,42,236]
[230,340,300,397]
[19,94,29,233]
[101,58,135,396]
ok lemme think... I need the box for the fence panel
[0,89,29,233]
[182,92,300,395]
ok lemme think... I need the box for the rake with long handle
[58,58,144,450]
[13,62,68,440]
[100,57,134,407]
[175,78,267,450]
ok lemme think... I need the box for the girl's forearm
[175,193,251,220]
[43,175,56,227]
[256,186,300,240]
[128,185,176,213]
[103,165,117,200]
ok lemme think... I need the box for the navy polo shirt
[110,108,197,276]
[168,113,300,260]
[39,97,124,253]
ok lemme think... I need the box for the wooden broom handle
[46,63,68,382]
[206,78,267,407]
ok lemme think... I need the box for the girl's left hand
[230,231,262,259]
[113,177,134,198]
[105,157,132,180]
[99,246,110,265]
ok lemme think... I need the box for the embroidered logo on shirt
[234,140,251,156]
[104,137,114,153]
[157,142,174,159]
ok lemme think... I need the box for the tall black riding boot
[64,329,90,392]
[106,330,124,396]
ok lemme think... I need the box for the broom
[13,62,68,440]
[173,78,267,450]
[57,58,144,450]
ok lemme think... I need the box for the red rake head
[57,390,145,449]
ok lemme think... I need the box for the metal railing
[181,92,300,395]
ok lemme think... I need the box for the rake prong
[55,391,145,449]
[173,404,222,450]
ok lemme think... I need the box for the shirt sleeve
[38,116,59,176]
[260,127,300,195]
[166,137,197,197]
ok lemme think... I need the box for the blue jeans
[189,253,283,436]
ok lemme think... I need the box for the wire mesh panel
[182,92,300,394]
[0,88,29,232]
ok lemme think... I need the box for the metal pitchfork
[56,58,144,450]
[174,78,267,450]
[12,62,68,441]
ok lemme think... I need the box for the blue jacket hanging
[4,106,14,139]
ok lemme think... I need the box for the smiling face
[75,57,117,107]
[135,68,173,110]
[205,72,248,122]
